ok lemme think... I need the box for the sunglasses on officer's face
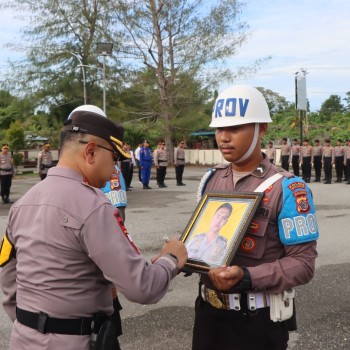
[79,140,120,162]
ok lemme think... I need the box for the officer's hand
[208,265,244,292]
[160,239,188,270]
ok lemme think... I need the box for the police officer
[140,140,153,189]
[37,142,53,180]
[290,138,300,176]
[265,141,276,164]
[0,144,14,204]
[174,140,186,186]
[322,139,334,184]
[312,139,322,182]
[0,105,187,350]
[300,139,312,183]
[154,140,168,188]
[334,138,345,182]
[279,138,290,171]
[186,203,232,264]
[192,85,318,350]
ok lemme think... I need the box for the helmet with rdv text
[210,85,272,128]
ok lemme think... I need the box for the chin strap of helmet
[236,123,260,164]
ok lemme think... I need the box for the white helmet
[67,105,106,120]
[210,85,272,128]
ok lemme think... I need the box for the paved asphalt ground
[0,166,349,349]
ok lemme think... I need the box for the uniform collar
[47,166,84,183]
[216,154,272,179]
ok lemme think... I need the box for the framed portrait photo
[180,192,263,274]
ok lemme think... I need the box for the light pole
[96,42,113,113]
[69,52,87,105]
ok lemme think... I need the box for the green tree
[319,94,345,120]
[109,0,264,162]
[6,120,25,151]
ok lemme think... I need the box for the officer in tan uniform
[192,85,318,350]
[0,144,15,204]
[0,105,187,350]
[300,139,313,183]
[290,138,300,177]
[154,140,168,188]
[37,143,53,180]
[174,140,186,186]
[265,141,276,164]
[279,138,290,171]
[186,203,232,264]
[312,139,322,182]
[334,138,345,182]
[322,139,334,184]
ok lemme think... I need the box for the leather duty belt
[16,307,93,335]
[200,285,270,311]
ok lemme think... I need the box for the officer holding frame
[192,85,319,350]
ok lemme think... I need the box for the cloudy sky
[0,0,349,111]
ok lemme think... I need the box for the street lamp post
[96,42,113,113]
[69,52,87,105]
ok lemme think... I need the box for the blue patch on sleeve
[278,177,319,245]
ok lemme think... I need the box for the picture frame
[180,192,263,274]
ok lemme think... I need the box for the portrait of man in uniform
[186,203,233,264]
[182,192,262,272]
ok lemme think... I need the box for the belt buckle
[37,312,48,334]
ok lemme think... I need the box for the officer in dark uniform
[140,140,153,189]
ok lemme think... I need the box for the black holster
[90,298,123,350]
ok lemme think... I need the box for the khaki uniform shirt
[322,145,335,162]
[300,145,313,160]
[37,150,53,175]
[265,147,276,163]
[174,148,185,165]
[154,149,168,167]
[1,167,177,350]
[291,145,300,157]
[334,146,345,158]
[200,156,317,293]
[186,233,227,265]
[280,144,290,156]
[0,153,14,175]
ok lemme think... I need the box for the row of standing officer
[137,139,186,189]
[279,138,350,183]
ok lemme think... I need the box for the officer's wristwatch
[231,267,252,292]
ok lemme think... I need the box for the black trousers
[335,156,344,180]
[120,162,131,188]
[323,157,332,181]
[346,159,350,181]
[136,160,142,182]
[301,157,311,181]
[175,164,185,184]
[313,156,322,180]
[156,166,167,185]
[0,174,12,199]
[292,156,300,177]
[192,297,289,350]
[281,155,289,171]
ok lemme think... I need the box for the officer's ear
[258,123,268,138]
[83,142,97,164]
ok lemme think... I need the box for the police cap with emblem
[63,105,131,160]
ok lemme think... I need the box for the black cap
[63,111,131,160]
[144,140,150,143]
